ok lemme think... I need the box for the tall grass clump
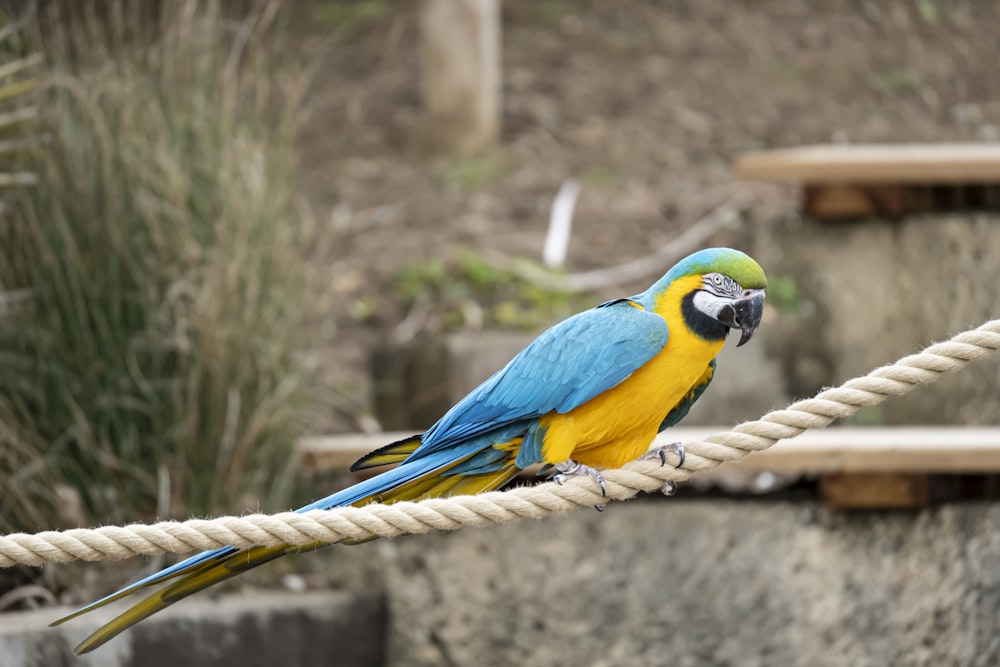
[0,0,333,531]
[0,5,61,535]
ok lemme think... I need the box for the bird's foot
[553,459,607,497]
[639,443,683,496]
[640,441,685,469]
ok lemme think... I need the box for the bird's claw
[660,481,676,496]
[640,441,685,469]
[553,459,607,497]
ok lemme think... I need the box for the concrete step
[0,590,385,667]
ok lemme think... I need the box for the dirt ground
[288,0,1000,431]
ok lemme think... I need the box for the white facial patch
[691,289,731,319]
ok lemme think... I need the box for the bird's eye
[712,275,723,286]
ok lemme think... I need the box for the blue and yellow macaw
[55,247,766,653]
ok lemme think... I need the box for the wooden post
[419,0,500,155]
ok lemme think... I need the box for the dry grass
[0,4,58,534]
[0,0,335,531]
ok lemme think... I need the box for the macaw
[55,246,766,653]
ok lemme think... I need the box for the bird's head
[645,247,768,346]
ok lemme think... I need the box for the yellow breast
[538,275,723,468]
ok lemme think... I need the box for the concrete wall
[370,499,1000,667]
[755,213,1000,427]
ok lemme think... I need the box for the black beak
[716,290,765,347]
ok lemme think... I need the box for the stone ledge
[0,590,386,667]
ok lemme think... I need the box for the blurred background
[1,1,1000,665]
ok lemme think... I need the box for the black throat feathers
[681,290,729,342]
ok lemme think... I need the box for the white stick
[543,179,581,268]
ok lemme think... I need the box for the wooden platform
[298,427,1000,509]
[736,144,1000,219]
[299,427,1000,475]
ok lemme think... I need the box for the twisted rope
[3,319,999,568]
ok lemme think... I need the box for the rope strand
[3,319,999,568]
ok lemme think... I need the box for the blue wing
[412,299,670,461]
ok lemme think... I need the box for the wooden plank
[819,473,929,509]
[803,184,906,219]
[698,427,1000,474]
[298,427,1000,476]
[802,183,1000,220]
[736,144,1000,184]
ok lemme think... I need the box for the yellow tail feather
[73,543,295,653]
[50,556,227,627]
[440,466,520,497]
[349,434,422,472]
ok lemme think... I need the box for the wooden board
[298,426,1000,476]
[736,144,1000,184]
[818,473,930,509]
[803,183,1000,219]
